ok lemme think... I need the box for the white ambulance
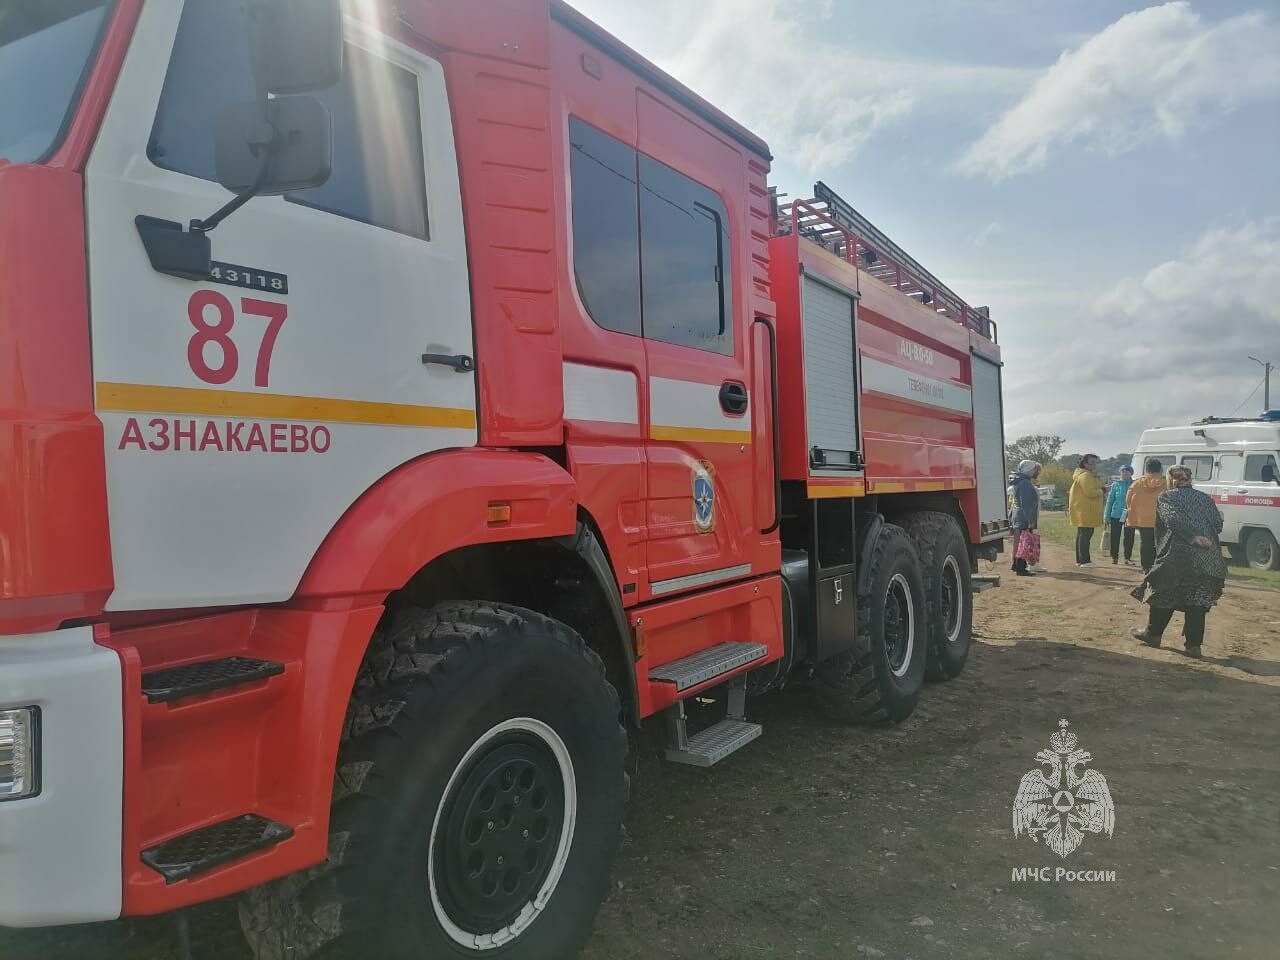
[1132,413,1280,571]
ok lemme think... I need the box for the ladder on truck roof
[776,181,995,341]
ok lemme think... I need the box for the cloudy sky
[568,0,1280,457]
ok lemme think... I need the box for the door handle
[719,380,749,415]
[421,352,474,373]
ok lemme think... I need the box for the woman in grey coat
[1129,465,1227,658]
[1009,459,1041,576]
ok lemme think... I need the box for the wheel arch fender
[855,512,886,598]
[295,448,580,600]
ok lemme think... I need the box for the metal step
[667,718,762,767]
[649,641,767,691]
[972,574,1001,593]
[141,814,293,884]
[142,656,285,704]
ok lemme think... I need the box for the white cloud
[565,0,1028,178]
[955,2,1280,180]
[1002,219,1280,453]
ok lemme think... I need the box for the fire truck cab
[0,1,1006,956]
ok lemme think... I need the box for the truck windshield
[0,0,113,164]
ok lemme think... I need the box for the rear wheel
[1245,528,1280,571]
[239,602,627,960]
[902,512,973,681]
[812,524,927,724]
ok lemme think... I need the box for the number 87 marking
[188,290,287,388]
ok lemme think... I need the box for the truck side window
[567,117,641,336]
[1244,454,1279,483]
[284,43,428,240]
[150,0,428,240]
[638,155,733,355]
[1181,455,1214,481]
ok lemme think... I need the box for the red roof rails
[775,181,994,341]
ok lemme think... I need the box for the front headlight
[0,707,40,801]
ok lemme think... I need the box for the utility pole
[1250,356,1273,412]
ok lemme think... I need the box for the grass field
[1034,510,1280,588]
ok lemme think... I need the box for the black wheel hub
[941,565,960,640]
[885,580,911,672]
[434,734,565,934]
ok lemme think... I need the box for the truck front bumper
[0,625,123,927]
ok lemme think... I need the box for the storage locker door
[802,275,859,468]
[971,353,1007,524]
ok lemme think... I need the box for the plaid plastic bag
[1014,530,1041,565]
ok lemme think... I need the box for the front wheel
[239,602,627,960]
[812,524,927,724]
[1245,528,1280,571]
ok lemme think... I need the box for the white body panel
[1133,422,1280,547]
[649,376,752,438]
[562,362,639,425]
[84,8,475,609]
[971,353,1007,526]
[0,627,123,927]
[860,355,973,415]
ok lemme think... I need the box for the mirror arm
[192,173,262,234]
[196,83,276,234]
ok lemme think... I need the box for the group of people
[1069,455,1166,570]
[1007,455,1227,658]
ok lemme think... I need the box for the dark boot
[1132,608,1175,648]
[1129,627,1161,648]
[1182,608,1207,658]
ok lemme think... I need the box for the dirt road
[5,540,1278,959]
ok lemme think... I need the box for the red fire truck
[0,1,1008,956]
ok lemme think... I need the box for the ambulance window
[1244,454,1279,483]
[1181,455,1214,481]
[638,155,733,355]
[568,118,642,336]
[150,2,428,240]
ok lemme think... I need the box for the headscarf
[1167,465,1193,489]
[1016,459,1040,478]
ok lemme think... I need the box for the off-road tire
[901,511,973,681]
[812,524,927,724]
[239,602,627,960]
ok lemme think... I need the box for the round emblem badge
[692,462,715,533]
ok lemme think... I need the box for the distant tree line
[1004,434,1133,497]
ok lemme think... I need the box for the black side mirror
[215,97,332,195]
[247,0,344,94]
[1262,463,1278,484]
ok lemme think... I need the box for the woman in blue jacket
[1010,460,1042,576]
[1105,465,1135,565]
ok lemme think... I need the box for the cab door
[1239,452,1280,544]
[1215,454,1245,543]
[636,150,756,596]
[84,2,475,609]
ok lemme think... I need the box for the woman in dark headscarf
[1129,465,1227,658]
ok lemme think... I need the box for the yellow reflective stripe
[915,481,946,491]
[872,481,908,493]
[807,482,865,499]
[95,382,477,429]
[650,424,752,444]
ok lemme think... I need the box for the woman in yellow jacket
[1126,457,1166,572]
[1068,454,1104,566]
